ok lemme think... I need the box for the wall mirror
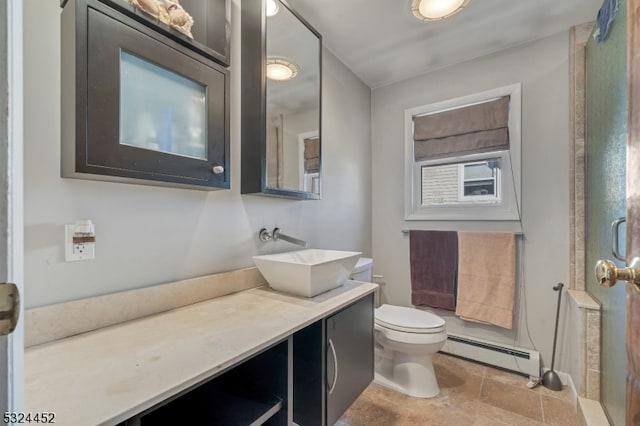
[241,0,322,199]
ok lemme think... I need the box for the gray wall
[372,32,573,374]
[23,0,372,307]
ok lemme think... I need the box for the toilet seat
[375,304,445,334]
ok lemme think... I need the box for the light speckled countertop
[25,281,377,426]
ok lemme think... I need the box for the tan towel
[455,232,516,329]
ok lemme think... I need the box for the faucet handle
[258,228,273,242]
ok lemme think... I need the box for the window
[458,159,500,202]
[405,84,521,220]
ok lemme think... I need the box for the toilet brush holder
[542,283,564,391]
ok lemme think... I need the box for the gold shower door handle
[611,217,626,261]
[595,257,640,293]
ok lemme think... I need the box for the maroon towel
[410,230,458,311]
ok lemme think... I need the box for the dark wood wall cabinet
[61,0,230,190]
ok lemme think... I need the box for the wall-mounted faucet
[259,228,309,248]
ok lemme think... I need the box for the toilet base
[374,351,440,398]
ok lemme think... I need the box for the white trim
[404,83,522,221]
[6,0,24,414]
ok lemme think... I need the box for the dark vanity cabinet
[61,0,230,190]
[122,293,373,426]
[293,294,375,425]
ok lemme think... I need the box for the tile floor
[338,353,580,426]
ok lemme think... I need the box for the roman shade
[413,96,510,161]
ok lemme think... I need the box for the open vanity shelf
[133,340,289,425]
[142,384,284,425]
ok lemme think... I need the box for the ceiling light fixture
[411,0,470,21]
[266,0,279,17]
[266,58,298,81]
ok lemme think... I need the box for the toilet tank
[350,258,373,282]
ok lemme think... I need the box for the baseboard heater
[440,333,540,378]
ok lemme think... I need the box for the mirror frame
[241,0,322,199]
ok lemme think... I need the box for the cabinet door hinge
[0,283,20,335]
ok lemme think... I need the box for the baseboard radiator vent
[440,333,540,378]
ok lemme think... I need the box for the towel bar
[401,229,524,235]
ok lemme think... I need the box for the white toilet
[350,258,447,398]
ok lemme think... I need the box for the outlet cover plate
[65,224,95,262]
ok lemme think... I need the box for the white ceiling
[287,0,603,89]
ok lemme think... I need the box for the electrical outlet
[65,224,95,262]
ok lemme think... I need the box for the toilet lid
[375,304,445,333]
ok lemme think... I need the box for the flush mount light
[266,58,298,81]
[411,0,470,21]
[266,0,279,17]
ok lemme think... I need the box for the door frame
[626,0,640,423]
[1,0,24,416]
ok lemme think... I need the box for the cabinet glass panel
[119,51,207,160]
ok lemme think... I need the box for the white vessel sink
[253,249,362,297]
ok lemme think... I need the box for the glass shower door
[584,1,627,424]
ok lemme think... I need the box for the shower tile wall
[569,21,603,402]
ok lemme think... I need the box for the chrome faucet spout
[272,228,309,248]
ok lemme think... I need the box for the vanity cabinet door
[292,293,374,426]
[325,294,374,425]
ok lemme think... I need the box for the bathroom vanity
[24,280,375,425]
